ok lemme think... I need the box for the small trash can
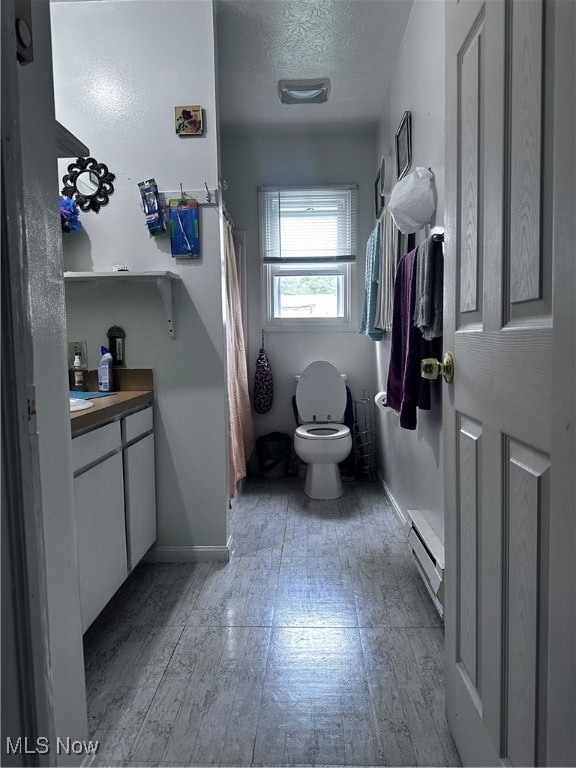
[256,432,292,479]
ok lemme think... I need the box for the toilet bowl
[293,361,352,500]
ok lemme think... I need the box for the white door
[444,0,575,765]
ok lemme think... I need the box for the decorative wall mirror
[61,157,115,213]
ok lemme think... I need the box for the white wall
[220,132,376,444]
[51,0,230,554]
[374,0,445,520]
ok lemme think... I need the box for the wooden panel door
[444,0,573,764]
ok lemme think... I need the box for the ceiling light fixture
[278,78,331,105]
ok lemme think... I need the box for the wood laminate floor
[84,476,460,767]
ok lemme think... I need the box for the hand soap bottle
[72,349,85,391]
[97,347,114,392]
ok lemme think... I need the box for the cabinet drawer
[123,407,153,443]
[72,421,122,473]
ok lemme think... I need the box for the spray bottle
[97,347,114,393]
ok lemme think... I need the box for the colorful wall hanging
[174,106,203,136]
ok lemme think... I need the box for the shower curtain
[224,219,254,498]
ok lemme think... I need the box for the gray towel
[413,236,443,340]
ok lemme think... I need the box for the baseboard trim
[145,537,232,563]
[377,472,410,535]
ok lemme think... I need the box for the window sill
[263,322,358,333]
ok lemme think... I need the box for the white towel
[375,210,396,331]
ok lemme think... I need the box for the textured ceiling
[216,0,414,135]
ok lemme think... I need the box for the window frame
[259,185,358,332]
[265,262,355,330]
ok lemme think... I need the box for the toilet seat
[296,361,347,423]
[296,424,350,440]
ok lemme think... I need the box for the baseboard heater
[406,509,444,618]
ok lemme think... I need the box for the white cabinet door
[124,433,156,569]
[75,453,127,631]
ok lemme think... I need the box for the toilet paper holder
[374,391,388,409]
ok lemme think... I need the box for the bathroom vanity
[70,382,155,631]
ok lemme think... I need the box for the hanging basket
[253,332,273,414]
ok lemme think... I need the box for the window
[259,186,357,330]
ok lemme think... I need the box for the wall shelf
[56,121,90,159]
[64,271,181,338]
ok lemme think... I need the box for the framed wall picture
[174,105,204,136]
[395,110,412,180]
[379,154,393,197]
[374,170,384,218]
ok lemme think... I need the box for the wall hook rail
[159,187,218,208]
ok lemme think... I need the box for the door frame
[545,0,576,763]
[1,0,89,760]
[1,1,57,761]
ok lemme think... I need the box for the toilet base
[304,462,343,500]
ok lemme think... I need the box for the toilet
[294,361,353,500]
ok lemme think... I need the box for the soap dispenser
[107,325,126,367]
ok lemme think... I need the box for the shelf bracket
[156,277,175,338]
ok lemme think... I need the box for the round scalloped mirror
[61,157,115,213]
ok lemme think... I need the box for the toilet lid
[296,361,346,423]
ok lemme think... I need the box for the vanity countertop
[70,390,154,436]
[69,369,154,436]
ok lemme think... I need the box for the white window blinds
[259,186,357,264]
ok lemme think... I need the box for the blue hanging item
[168,198,200,258]
[59,195,82,232]
[138,178,165,236]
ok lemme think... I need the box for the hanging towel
[374,217,386,331]
[253,332,274,413]
[375,210,396,332]
[413,235,444,340]
[359,224,383,341]
[386,246,435,430]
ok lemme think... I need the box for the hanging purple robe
[386,247,435,430]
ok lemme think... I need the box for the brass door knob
[421,352,454,384]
